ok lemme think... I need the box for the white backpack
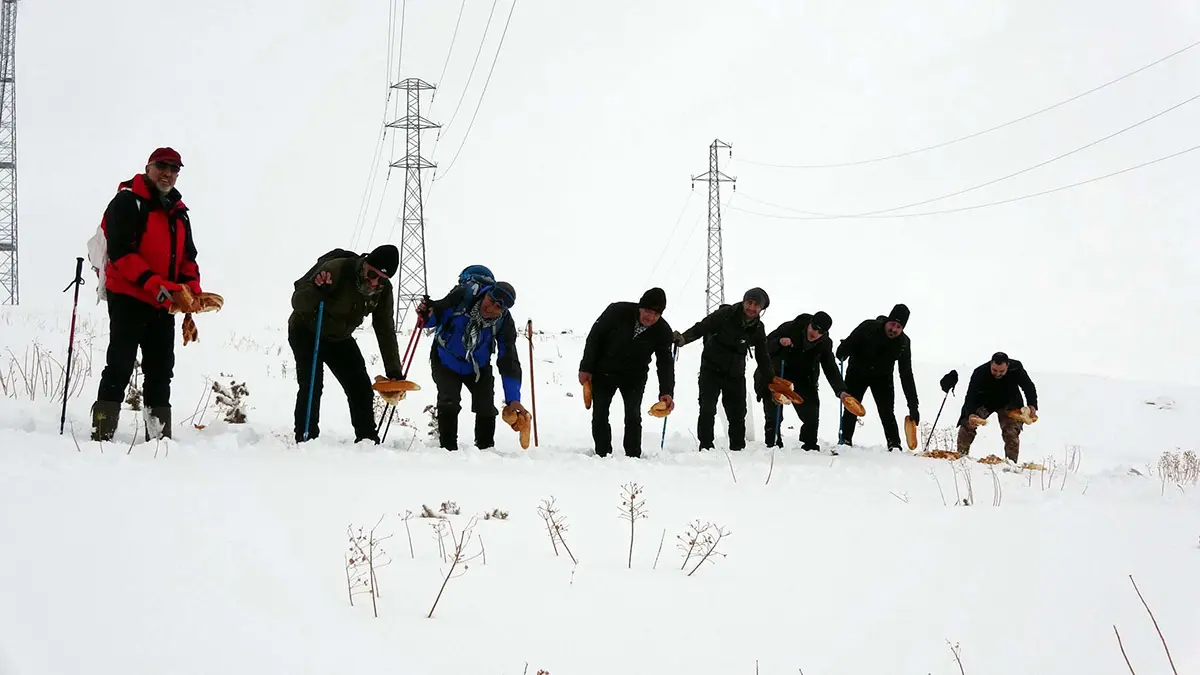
[86,188,143,304]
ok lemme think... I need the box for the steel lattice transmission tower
[0,0,18,306]
[387,78,439,329]
[690,139,735,315]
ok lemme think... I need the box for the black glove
[908,409,919,423]
[940,370,958,394]
[672,330,686,348]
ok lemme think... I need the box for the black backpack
[294,248,362,290]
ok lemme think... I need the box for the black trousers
[697,368,747,451]
[430,352,497,450]
[760,381,820,448]
[839,367,901,447]
[289,323,377,443]
[96,292,176,408]
[590,374,647,457]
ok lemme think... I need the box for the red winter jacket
[101,174,202,308]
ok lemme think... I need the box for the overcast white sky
[13,0,1200,385]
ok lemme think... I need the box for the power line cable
[643,191,696,286]
[736,37,1200,169]
[363,0,408,250]
[349,0,399,249]
[433,0,518,182]
[729,142,1200,221]
[433,0,470,104]
[438,0,500,139]
[740,90,1200,219]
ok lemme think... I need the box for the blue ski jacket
[426,287,522,404]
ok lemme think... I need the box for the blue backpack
[433,265,496,338]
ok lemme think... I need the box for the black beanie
[743,287,769,310]
[638,287,666,313]
[887,303,910,327]
[810,311,832,333]
[365,244,399,278]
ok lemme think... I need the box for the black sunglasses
[152,161,181,173]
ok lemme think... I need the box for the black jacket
[959,360,1038,425]
[579,301,675,397]
[835,316,918,411]
[679,302,773,378]
[757,314,846,395]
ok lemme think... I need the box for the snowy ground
[1,304,1197,675]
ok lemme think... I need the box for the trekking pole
[379,315,425,442]
[774,360,786,445]
[837,358,845,445]
[303,301,325,441]
[659,344,679,450]
[921,391,952,454]
[526,319,538,447]
[59,257,85,436]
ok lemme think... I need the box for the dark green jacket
[288,256,404,379]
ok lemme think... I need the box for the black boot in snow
[90,401,121,442]
[144,407,172,441]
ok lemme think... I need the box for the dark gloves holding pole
[940,369,958,394]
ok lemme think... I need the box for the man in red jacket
[90,147,202,442]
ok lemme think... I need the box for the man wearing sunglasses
[288,244,404,444]
[416,279,527,451]
[754,310,851,450]
[89,147,202,442]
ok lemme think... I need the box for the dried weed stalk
[427,516,484,619]
[676,519,730,576]
[345,515,393,618]
[537,497,577,565]
[618,482,648,569]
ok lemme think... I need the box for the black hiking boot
[90,401,121,442]
[144,407,172,441]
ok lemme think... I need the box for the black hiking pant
[96,292,176,408]
[839,367,901,448]
[590,373,647,457]
[430,351,497,451]
[759,379,820,449]
[288,323,377,443]
[697,367,747,451]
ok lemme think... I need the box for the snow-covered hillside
[1,305,1197,675]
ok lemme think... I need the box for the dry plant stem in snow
[990,467,1002,506]
[947,640,966,675]
[1127,574,1179,674]
[345,515,394,618]
[398,510,415,559]
[765,445,775,485]
[652,528,666,570]
[685,522,730,577]
[537,497,577,564]
[928,469,947,506]
[722,447,738,483]
[618,482,648,569]
[427,516,483,619]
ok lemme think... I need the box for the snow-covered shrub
[212,378,250,423]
